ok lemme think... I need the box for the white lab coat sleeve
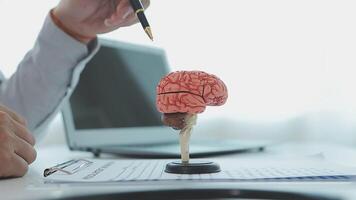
[0,14,100,140]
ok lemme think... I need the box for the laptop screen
[69,41,169,130]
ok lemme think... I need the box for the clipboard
[43,159,93,177]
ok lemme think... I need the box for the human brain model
[156,71,228,163]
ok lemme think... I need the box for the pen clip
[43,159,93,177]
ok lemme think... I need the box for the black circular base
[165,161,221,174]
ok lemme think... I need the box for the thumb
[0,105,27,126]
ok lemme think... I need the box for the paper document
[44,158,356,183]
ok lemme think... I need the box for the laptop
[62,39,268,158]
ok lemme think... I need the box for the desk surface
[2,142,356,200]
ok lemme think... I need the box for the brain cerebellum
[156,71,228,114]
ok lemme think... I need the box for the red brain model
[156,71,228,114]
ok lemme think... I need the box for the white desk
[2,142,356,200]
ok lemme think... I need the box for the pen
[129,0,154,41]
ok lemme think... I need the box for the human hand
[53,0,150,43]
[0,105,36,178]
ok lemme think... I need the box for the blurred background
[1,0,356,145]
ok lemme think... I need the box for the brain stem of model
[156,71,228,163]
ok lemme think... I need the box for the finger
[0,112,35,146]
[0,107,27,126]
[106,10,137,28]
[9,118,35,146]
[141,0,150,9]
[8,154,28,177]
[105,1,133,27]
[117,0,134,19]
[118,14,139,28]
[11,133,37,164]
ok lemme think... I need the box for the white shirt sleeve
[0,14,100,139]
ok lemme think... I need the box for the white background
[1,0,356,145]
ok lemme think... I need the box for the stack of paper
[44,158,356,183]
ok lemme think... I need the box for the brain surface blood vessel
[156,71,228,163]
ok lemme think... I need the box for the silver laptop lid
[62,39,177,149]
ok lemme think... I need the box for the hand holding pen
[53,0,151,43]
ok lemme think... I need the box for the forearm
[0,14,99,135]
